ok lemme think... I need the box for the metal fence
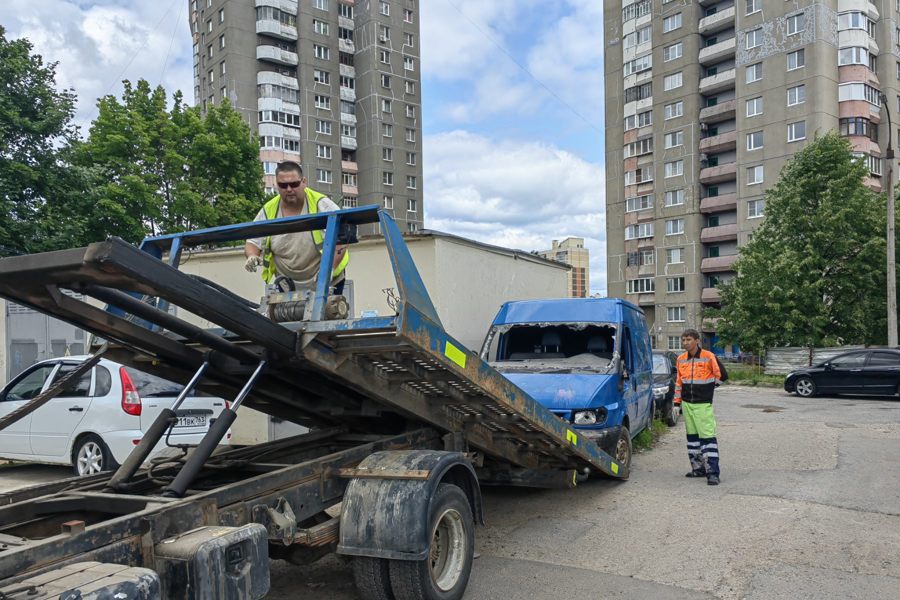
[764,346,872,374]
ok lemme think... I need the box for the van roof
[491,298,643,326]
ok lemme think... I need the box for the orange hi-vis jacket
[675,348,722,405]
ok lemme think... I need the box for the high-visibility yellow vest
[260,187,350,284]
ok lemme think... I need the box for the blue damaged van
[480,298,654,476]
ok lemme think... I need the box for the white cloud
[424,130,607,294]
[0,0,194,129]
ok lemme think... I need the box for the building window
[666,248,684,264]
[340,75,354,89]
[314,0,329,10]
[406,128,416,142]
[839,11,875,35]
[624,223,654,240]
[664,101,684,120]
[315,119,332,134]
[342,196,358,207]
[404,33,415,47]
[314,69,330,84]
[625,110,652,131]
[624,82,652,103]
[624,136,653,158]
[314,95,330,109]
[380,26,391,42]
[404,8,414,23]
[746,0,760,15]
[405,80,416,94]
[664,42,683,62]
[623,54,652,76]
[317,168,332,184]
[840,117,878,141]
[787,49,805,70]
[748,198,765,218]
[338,3,352,18]
[342,172,357,186]
[747,131,763,151]
[746,28,762,49]
[623,0,652,21]
[666,218,684,235]
[624,166,653,185]
[207,44,213,58]
[220,61,226,75]
[406,176,417,189]
[207,19,212,33]
[381,74,391,88]
[664,130,683,148]
[667,306,686,322]
[665,189,684,206]
[838,47,876,70]
[787,121,806,142]
[404,57,415,71]
[667,277,686,293]
[406,151,416,166]
[787,84,806,106]
[382,98,392,113]
[407,198,417,212]
[747,165,764,185]
[624,25,652,49]
[663,72,683,91]
[380,1,390,16]
[383,123,393,138]
[838,82,881,105]
[314,44,330,60]
[383,147,393,161]
[668,336,682,351]
[341,124,356,137]
[625,194,654,212]
[316,144,332,159]
[665,160,684,178]
[663,13,682,33]
[639,249,655,266]
[406,104,416,118]
[380,50,390,64]
[626,278,655,294]
[208,69,214,84]
[383,171,394,185]
[746,96,763,117]
[745,62,762,83]
[314,20,329,35]
[383,195,394,209]
[786,12,806,35]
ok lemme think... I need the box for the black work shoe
[707,475,720,486]
[685,470,707,478]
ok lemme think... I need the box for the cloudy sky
[0,0,607,293]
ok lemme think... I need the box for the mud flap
[337,450,483,560]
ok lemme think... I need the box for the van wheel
[601,426,632,480]
[665,400,679,427]
[73,434,117,476]
[389,483,474,600]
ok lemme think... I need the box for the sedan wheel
[794,376,816,398]
[73,435,115,476]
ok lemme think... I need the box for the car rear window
[868,352,900,366]
[95,366,112,396]
[124,368,212,397]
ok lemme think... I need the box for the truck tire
[601,425,632,480]
[389,483,474,600]
[353,556,395,600]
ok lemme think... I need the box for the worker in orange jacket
[674,329,722,485]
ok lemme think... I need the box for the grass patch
[633,418,669,451]
[725,363,784,387]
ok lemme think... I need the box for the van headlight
[653,384,668,398]
[573,409,608,426]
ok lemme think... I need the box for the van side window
[622,326,633,372]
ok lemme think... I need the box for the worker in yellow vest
[243,161,349,294]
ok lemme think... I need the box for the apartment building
[605,0,899,351]
[189,0,423,233]
[537,237,591,297]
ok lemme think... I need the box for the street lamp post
[880,93,898,347]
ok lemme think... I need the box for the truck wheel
[353,557,395,600]
[601,426,632,480]
[389,483,474,600]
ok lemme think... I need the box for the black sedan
[652,351,679,426]
[784,349,900,398]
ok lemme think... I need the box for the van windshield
[482,323,617,374]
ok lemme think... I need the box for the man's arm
[245,242,262,258]
[333,245,347,269]
[674,362,683,404]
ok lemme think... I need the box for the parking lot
[3,385,899,599]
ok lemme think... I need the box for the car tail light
[120,367,142,416]
[225,400,231,411]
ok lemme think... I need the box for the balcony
[256,19,298,41]
[339,15,354,30]
[341,135,358,150]
[340,112,357,125]
[258,97,300,114]
[256,45,298,66]
[341,160,358,174]
[701,317,721,333]
[342,183,359,195]
[700,223,738,244]
[699,162,737,184]
[702,288,722,304]
[340,86,356,102]
[699,68,735,94]
[339,38,355,53]
[698,37,736,65]
[257,71,298,90]
[699,99,736,124]
[339,64,356,78]
[699,7,735,35]
[255,0,298,12]
[701,254,738,273]
[700,130,737,154]
[638,293,656,307]
[700,193,738,213]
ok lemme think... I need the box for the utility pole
[881,93,898,346]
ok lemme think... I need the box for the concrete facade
[605,0,899,351]
[537,237,590,298]
[190,0,423,234]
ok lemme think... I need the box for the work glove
[244,255,264,272]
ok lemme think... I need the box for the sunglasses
[277,181,302,189]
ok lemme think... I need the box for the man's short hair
[276,161,303,177]
[681,329,700,340]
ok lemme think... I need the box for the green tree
[712,132,889,348]
[0,26,79,255]
[73,79,263,245]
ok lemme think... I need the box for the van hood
[503,373,618,410]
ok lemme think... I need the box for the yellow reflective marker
[566,430,578,445]
[444,341,467,369]
[611,462,619,475]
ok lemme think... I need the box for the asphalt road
[2,385,899,599]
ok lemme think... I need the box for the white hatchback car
[0,357,228,476]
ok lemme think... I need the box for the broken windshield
[482,322,617,374]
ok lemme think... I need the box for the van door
[621,325,639,433]
[29,362,94,458]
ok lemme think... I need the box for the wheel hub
[430,508,466,592]
[77,442,103,475]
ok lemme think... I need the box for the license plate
[176,415,208,428]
